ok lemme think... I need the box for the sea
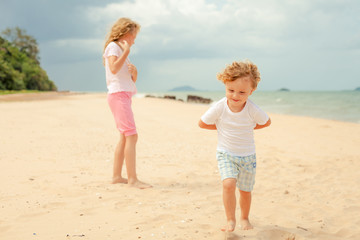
[137,91,360,124]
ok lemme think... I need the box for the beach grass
[0,90,41,95]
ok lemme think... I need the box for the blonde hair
[217,60,261,89]
[103,18,141,53]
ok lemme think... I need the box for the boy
[199,60,271,232]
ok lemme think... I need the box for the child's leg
[112,133,127,184]
[239,190,253,230]
[221,178,237,232]
[124,134,137,181]
[124,134,152,189]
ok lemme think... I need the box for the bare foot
[128,180,152,189]
[240,219,253,230]
[112,176,128,184]
[221,220,236,232]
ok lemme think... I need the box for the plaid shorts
[216,151,256,192]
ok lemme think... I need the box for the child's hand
[127,63,138,82]
[118,40,130,52]
[127,63,137,74]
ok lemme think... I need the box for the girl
[103,18,151,189]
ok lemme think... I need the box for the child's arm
[254,118,271,130]
[198,119,217,130]
[108,40,130,74]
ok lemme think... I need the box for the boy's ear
[250,87,257,95]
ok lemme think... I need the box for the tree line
[0,27,57,91]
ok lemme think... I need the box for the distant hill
[169,85,199,91]
[355,87,360,91]
[278,88,290,92]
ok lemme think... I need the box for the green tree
[0,33,57,91]
[0,57,25,90]
[2,27,40,63]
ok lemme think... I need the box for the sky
[1,0,359,92]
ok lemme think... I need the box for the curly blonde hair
[217,60,261,89]
[103,18,141,53]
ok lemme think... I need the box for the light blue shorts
[216,151,256,192]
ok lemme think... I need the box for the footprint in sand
[256,229,303,240]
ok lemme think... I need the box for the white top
[201,97,269,156]
[103,42,137,94]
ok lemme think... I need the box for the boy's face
[225,76,255,112]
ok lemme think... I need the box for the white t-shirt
[201,97,269,156]
[103,42,137,94]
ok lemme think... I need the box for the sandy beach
[0,93,359,240]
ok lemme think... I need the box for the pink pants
[107,92,137,136]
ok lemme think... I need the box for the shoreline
[0,91,83,102]
[138,91,360,124]
[1,91,359,125]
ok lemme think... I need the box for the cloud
[53,38,102,50]
[86,0,289,60]
[1,0,359,91]
[86,0,172,28]
[39,38,103,65]
[57,0,360,91]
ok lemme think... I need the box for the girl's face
[122,31,137,46]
